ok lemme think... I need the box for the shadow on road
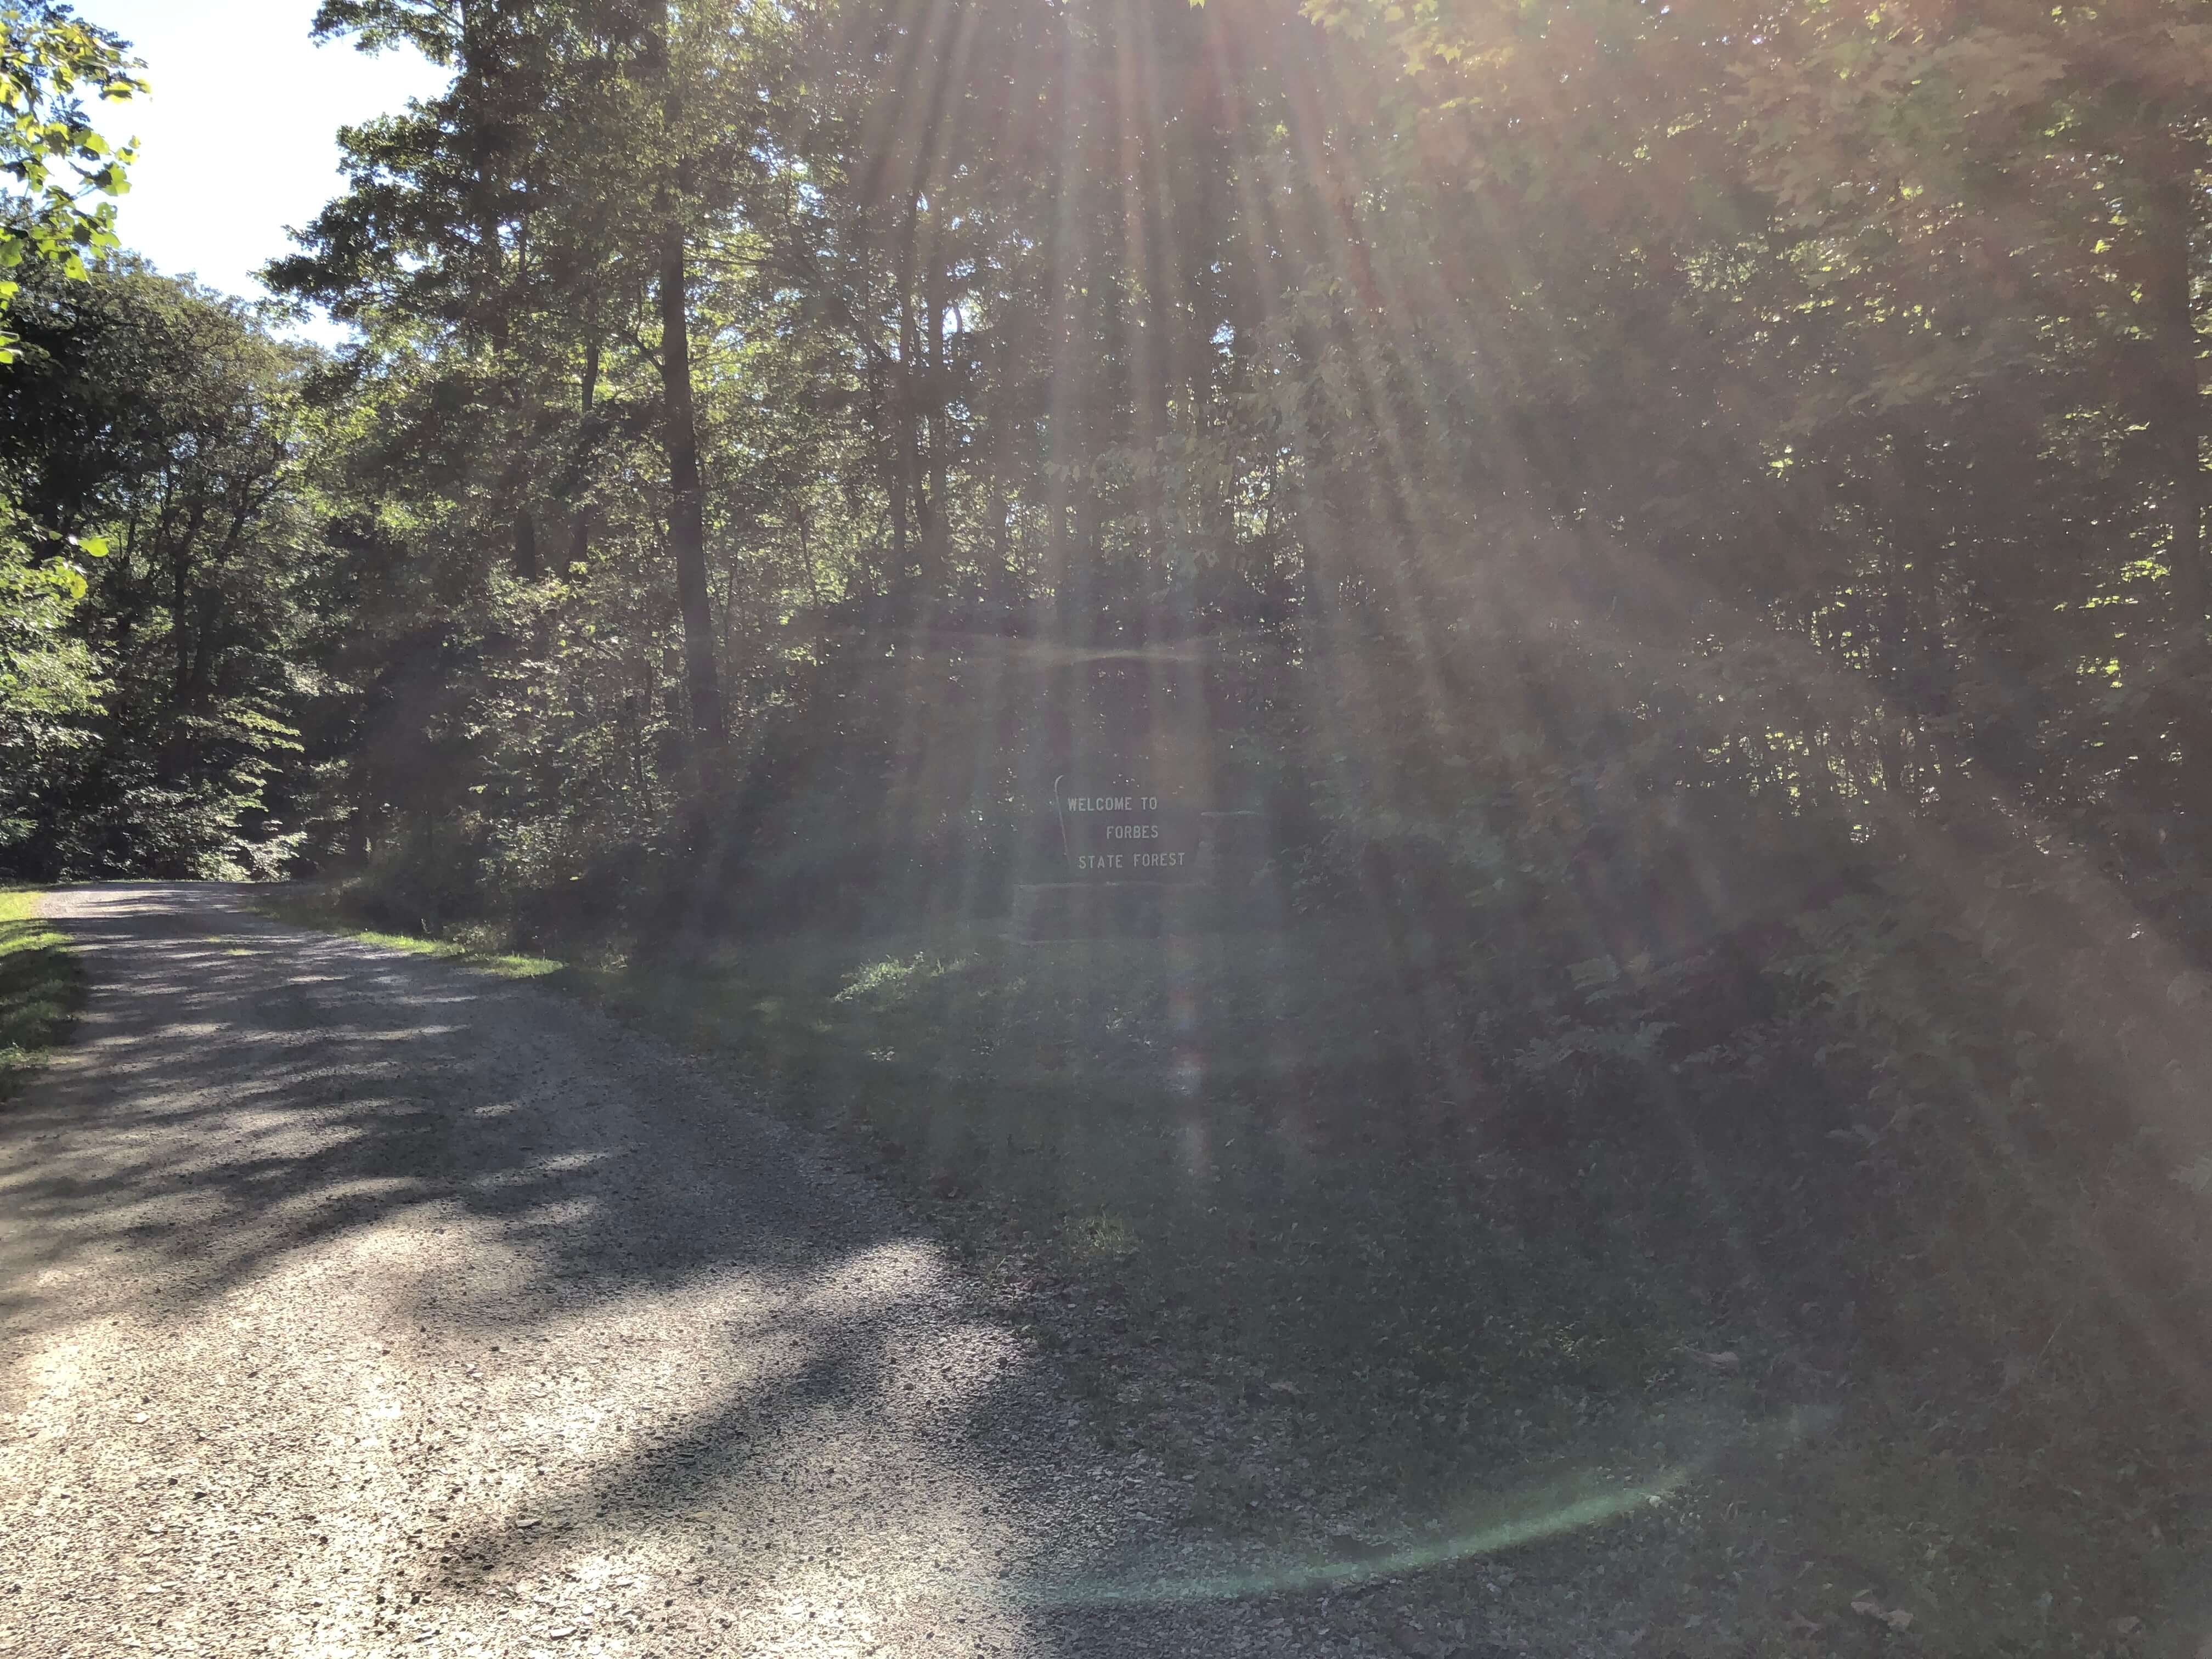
[0,883,1197,1655]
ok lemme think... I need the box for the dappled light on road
[0,885,1308,1657]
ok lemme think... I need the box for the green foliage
[0,510,95,723]
[273,1,2212,1107]
[0,2,143,357]
[0,883,81,1100]
[250,878,562,977]
[0,261,325,878]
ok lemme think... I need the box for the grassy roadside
[249,882,565,980]
[251,878,2211,1656]
[0,886,87,1102]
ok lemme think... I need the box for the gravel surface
[0,884,1373,1658]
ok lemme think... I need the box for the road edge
[0,884,87,1102]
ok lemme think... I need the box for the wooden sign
[1054,780,1201,880]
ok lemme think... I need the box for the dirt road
[0,885,1339,1658]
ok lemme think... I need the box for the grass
[247,882,565,980]
[263,887,1720,1484]
[253,878,2212,1654]
[0,885,86,1101]
[574,918,1713,1513]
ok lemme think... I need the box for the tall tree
[283,0,792,786]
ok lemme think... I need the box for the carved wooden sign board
[1053,780,1201,881]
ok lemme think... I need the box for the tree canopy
[0,1,140,342]
[3,0,2202,1026]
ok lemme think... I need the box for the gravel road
[0,885,1348,1659]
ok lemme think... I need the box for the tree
[0,262,323,878]
[281,0,793,788]
[0,2,143,358]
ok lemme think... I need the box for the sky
[85,0,449,340]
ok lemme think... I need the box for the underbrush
[0,887,85,1101]
[272,872,2212,1654]
[250,879,565,980]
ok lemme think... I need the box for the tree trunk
[991,411,1014,610]
[925,230,950,592]
[642,0,722,781]
[171,540,189,707]
[350,760,374,864]
[570,324,601,568]
[887,369,910,589]
[658,219,725,771]
[167,499,208,708]
[513,505,539,580]
[458,0,507,350]
[868,352,902,595]
[2148,166,2205,632]
[895,264,922,603]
